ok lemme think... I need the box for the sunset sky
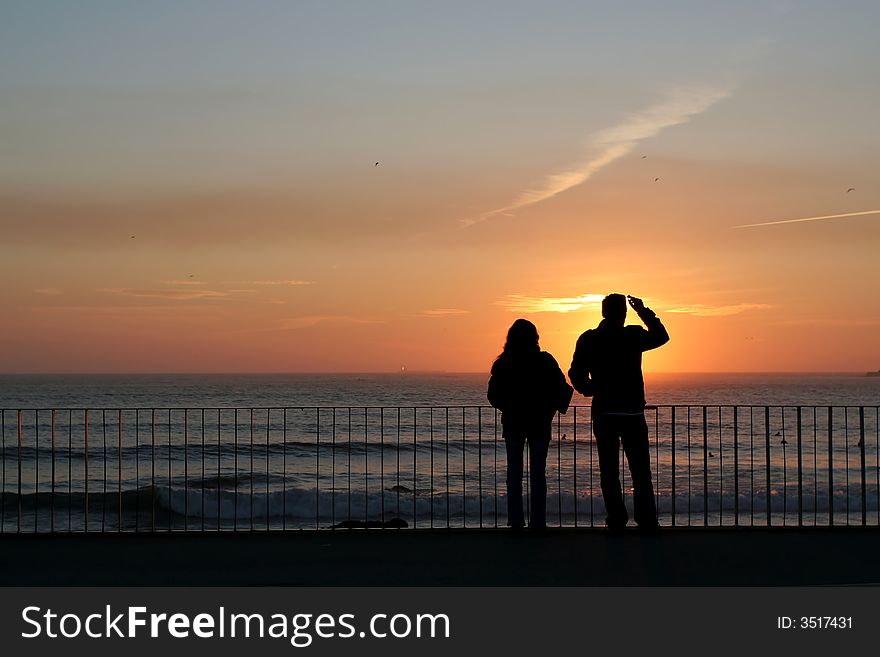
[2,1,879,373]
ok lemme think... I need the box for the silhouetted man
[568,294,669,532]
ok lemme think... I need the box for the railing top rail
[1,404,880,412]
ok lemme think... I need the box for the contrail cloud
[464,85,733,226]
[735,209,880,229]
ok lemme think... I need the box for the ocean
[1,373,879,532]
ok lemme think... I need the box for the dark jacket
[487,350,571,427]
[568,308,669,413]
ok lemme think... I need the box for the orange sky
[2,3,879,373]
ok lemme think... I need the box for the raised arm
[628,296,670,351]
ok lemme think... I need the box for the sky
[1,0,879,373]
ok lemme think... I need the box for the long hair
[496,319,540,363]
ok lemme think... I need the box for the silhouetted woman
[488,319,572,531]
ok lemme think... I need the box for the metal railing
[1,405,878,532]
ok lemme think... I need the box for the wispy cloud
[421,308,470,317]
[497,294,605,313]
[465,85,733,226]
[100,288,228,300]
[735,209,880,229]
[666,303,771,317]
[498,293,769,317]
[34,288,63,296]
[279,315,383,330]
[772,317,880,327]
[251,280,316,286]
[162,279,205,286]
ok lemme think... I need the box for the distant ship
[867,370,880,378]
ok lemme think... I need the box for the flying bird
[847,187,855,193]
[130,235,136,239]
[375,161,380,166]
[653,177,660,182]
[641,155,647,159]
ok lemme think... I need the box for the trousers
[504,421,551,529]
[593,412,657,528]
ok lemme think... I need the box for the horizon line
[0,370,874,376]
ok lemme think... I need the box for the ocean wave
[2,484,877,533]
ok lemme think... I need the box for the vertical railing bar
[557,412,562,527]
[671,406,676,527]
[234,408,238,532]
[102,410,107,533]
[797,406,803,527]
[845,408,850,525]
[733,406,739,527]
[84,410,89,533]
[83,409,89,532]
[479,407,483,529]
[445,407,450,529]
[396,408,400,525]
[654,407,659,525]
[266,409,271,532]
[718,406,722,526]
[118,409,123,533]
[461,407,466,528]
[332,408,337,531]
[813,406,818,524]
[781,407,787,527]
[68,410,73,533]
[217,409,221,532]
[202,409,206,532]
[859,406,867,527]
[283,408,288,531]
[702,406,708,527]
[430,408,434,529]
[413,407,417,530]
[135,409,139,533]
[749,407,754,526]
[1,409,5,534]
[493,407,498,528]
[167,408,174,532]
[573,406,578,528]
[250,408,254,532]
[828,407,834,527]
[316,408,320,531]
[380,408,384,526]
[184,409,189,532]
[589,407,594,527]
[364,408,368,525]
[876,407,879,527]
[51,410,56,533]
[687,406,691,526]
[34,410,39,534]
[764,406,771,527]
[149,409,154,532]
[167,410,172,532]
[347,408,352,526]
